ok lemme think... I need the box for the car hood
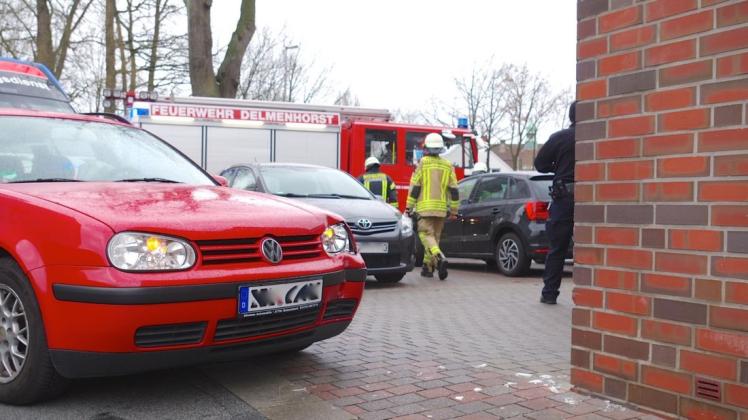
[5,183,328,238]
[295,197,400,223]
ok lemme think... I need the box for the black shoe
[421,267,434,278]
[540,296,557,305]
[436,255,448,280]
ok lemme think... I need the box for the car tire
[374,273,406,283]
[495,233,530,277]
[0,257,68,405]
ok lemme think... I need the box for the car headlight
[321,223,349,255]
[107,232,196,271]
[401,214,414,236]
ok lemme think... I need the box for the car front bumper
[28,258,366,378]
[49,321,349,378]
[356,232,415,275]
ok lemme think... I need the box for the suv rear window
[529,175,553,200]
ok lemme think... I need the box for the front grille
[196,235,321,266]
[214,305,319,341]
[362,253,401,268]
[323,299,357,319]
[135,322,206,347]
[348,221,398,236]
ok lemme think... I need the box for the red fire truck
[129,97,479,210]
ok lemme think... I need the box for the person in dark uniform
[534,101,576,305]
[359,156,399,207]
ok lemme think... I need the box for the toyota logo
[356,218,373,230]
[261,238,283,264]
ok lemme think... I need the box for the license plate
[238,279,322,318]
[358,242,389,254]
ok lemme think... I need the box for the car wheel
[495,233,530,277]
[374,273,406,283]
[0,258,68,405]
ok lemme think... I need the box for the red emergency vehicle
[129,97,479,210]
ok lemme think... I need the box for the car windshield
[260,166,372,199]
[0,116,214,185]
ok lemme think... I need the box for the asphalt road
[0,259,596,420]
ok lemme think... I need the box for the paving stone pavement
[251,260,657,420]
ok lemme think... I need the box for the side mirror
[212,175,228,187]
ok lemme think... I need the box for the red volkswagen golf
[0,109,366,404]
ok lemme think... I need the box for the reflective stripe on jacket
[406,156,459,217]
[359,172,398,206]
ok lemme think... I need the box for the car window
[231,168,257,190]
[406,131,427,165]
[457,177,479,204]
[365,129,396,165]
[219,167,236,183]
[531,179,553,200]
[474,176,509,203]
[508,178,531,199]
[0,116,213,185]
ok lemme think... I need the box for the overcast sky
[212,0,576,133]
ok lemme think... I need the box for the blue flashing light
[457,117,469,129]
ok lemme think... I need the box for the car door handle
[491,207,501,214]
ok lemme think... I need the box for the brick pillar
[573,0,748,418]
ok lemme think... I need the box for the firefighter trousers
[418,216,446,271]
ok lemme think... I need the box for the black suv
[417,172,572,276]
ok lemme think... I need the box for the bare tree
[236,27,333,103]
[184,0,256,98]
[334,88,360,107]
[35,0,95,78]
[502,64,564,170]
[478,65,509,171]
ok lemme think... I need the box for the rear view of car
[437,173,571,276]
[0,58,74,113]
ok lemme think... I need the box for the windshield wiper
[115,178,181,183]
[276,192,310,198]
[306,193,342,199]
[8,178,82,183]
[325,193,370,200]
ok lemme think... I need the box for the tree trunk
[35,1,54,73]
[184,0,219,96]
[147,0,165,91]
[105,0,116,112]
[184,0,255,97]
[116,14,129,92]
[215,0,255,98]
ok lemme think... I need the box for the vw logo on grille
[356,218,373,230]
[261,238,283,264]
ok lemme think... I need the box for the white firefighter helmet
[365,156,380,169]
[473,162,488,174]
[424,133,445,149]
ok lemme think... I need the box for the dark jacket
[534,102,576,183]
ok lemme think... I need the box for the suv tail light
[525,201,549,221]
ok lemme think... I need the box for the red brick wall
[573,0,748,418]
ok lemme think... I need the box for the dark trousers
[542,196,574,299]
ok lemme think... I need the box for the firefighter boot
[435,252,448,281]
[421,265,434,278]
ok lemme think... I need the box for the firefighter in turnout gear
[406,133,459,280]
[359,156,399,207]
